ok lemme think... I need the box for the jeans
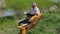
[18,13,35,25]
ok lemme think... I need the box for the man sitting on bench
[18,2,40,29]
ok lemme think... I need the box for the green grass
[29,11,60,34]
[0,0,60,34]
[0,16,19,34]
[5,0,54,11]
[0,11,60,34]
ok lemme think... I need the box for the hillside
[0,0,60,34]
[0,11,60,34]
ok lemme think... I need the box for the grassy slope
[0,0,60,34]
[0,11,60,34]
[6,0,53,10]
[0,17,18,34]
[29,11,60,34]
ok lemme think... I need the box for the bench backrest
[27,13,44,30]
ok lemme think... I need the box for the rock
[0,0,6,8]
[52,0,60,3]
[49,5,58,11]
[0,10,5,17]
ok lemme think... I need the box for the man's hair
[32,2,37,7]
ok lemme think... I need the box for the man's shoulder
[34,7,39,11]
[35,7,39,10]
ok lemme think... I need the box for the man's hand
[24,11,27,14]
[33,22,36,24]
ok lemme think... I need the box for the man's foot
[17,26,24,29]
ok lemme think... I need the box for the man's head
[32,2,37,8]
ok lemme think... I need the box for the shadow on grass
[56,27,60,34]
[28,32,31,34]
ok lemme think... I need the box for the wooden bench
[17,13,44,34]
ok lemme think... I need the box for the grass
[0,16,19,34]
[29,11,60,34]
[5,0,54,11]
[0,11,60,34]
[0,0,60,34]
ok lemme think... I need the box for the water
[4,9,15,16]
[0,9,15,17]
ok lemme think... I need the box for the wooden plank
[17,13,44,34]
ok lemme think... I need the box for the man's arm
[24,11,27,14]
[35,8,40,14]
[33,8,40,15]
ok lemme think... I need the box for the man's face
[32,6,36,9]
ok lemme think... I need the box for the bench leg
[20,28,27,34]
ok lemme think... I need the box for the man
[18,2,40,29]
